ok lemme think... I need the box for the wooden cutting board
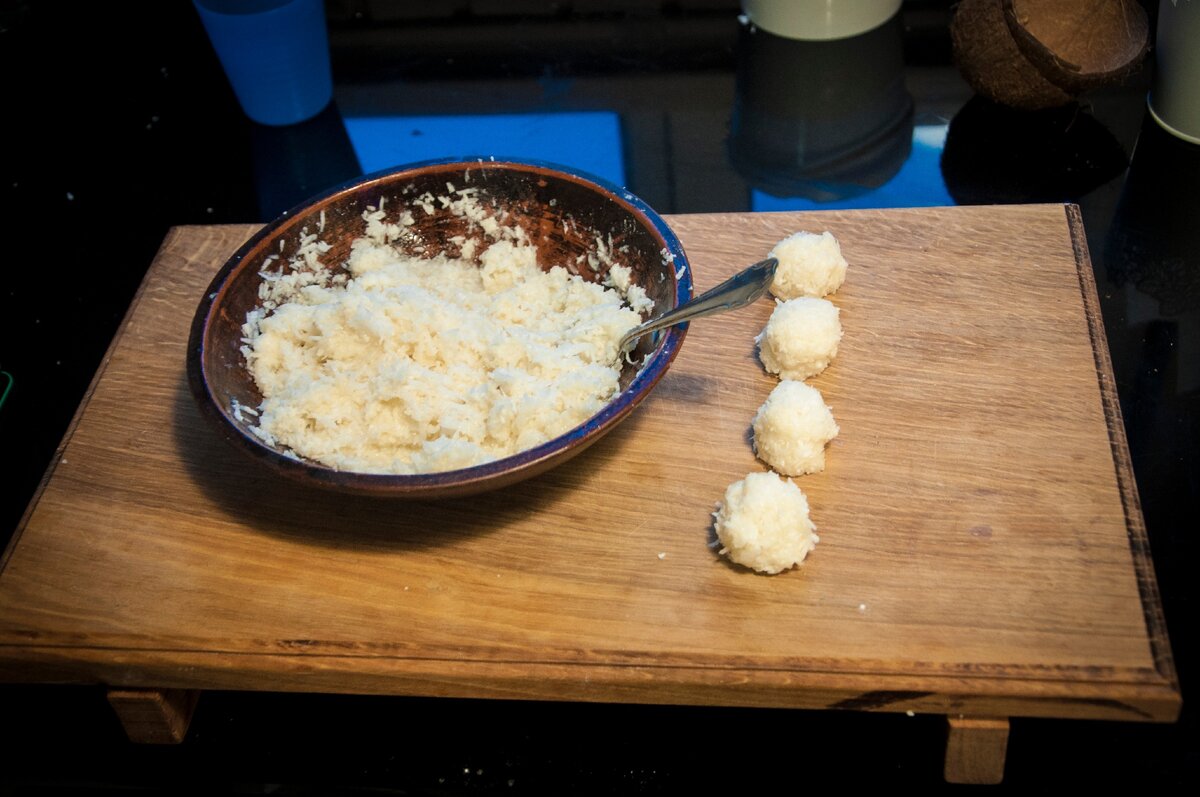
[0,205,1180,724]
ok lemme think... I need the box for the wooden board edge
[0,227,192,576]
[0,634,1177,689]
[0,645,1181,723]
[1064,203,1180,701]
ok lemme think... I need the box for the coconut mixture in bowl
[240,192,652,475]
[188,159,691,497]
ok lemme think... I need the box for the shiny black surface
[0,1,1194,791]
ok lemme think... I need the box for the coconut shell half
[951,0,1074,110]
[951,0,1150,110]
[1004,0,1150,94]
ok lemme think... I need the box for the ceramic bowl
[187,158,691,498]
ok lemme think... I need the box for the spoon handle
[619,257,777,353]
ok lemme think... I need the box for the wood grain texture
[106,688,199,744]
[944,715,1010,784]
[0,207,1181,722]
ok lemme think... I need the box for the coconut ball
[713,471,818,574]
[768,231,848,299]
[752,380,839,476]
[756,297,842,380]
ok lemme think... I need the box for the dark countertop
[0,1,1194,791]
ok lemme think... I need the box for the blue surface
[343,112,627,187]
[751,124,954,212]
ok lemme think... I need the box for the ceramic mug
[740,0,902,40]
[1149,0,1200,144]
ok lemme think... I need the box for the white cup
[741,0,902,41]
[1149,0,1200,144]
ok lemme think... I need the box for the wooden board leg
[944,715,1009,784]
[107,687,200,744]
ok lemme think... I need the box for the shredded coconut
[751,380,839,476]
[714,471,818,574]
[768,231,847,299]
[756,297,842,380]
[239,194,651,475]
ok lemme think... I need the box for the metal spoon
[618,257,778,356]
